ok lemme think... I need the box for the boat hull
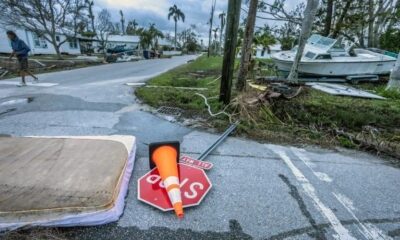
[272,58,396,77]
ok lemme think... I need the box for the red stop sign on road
[138,163,212,211]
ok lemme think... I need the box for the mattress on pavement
[0,135,136,231]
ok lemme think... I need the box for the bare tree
[208,0,217,57]
[96,9,114,57]
[86,0,95,33]
[237,0,258,91]
[120,10,126,35]
[287,0,319,83]
[0,0,86,59]
[387,53,400,91]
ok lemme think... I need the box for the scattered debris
[345,75,379,84]
[116,55,141,62]
[206,76,221,85]
[32,59,46,67]
[335,128,400,159]
[188,71,207,78]
[306,83,386,100]
[248,82,267,91]
[248,82,303,103]
[257,75,380,84]
[125,82,146,87]
[76,55,102,62]
[156,106,183,117]
[146,85,208,91]
[0,68,9,78]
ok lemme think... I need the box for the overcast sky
[95,0,303,38]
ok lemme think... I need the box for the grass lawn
[136,55,400,158]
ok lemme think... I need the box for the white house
[255,43,282,59]
[0,27,81,55]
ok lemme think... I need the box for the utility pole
[219,0,242,104]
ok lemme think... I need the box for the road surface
[0,56,399,240]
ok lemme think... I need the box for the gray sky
[95,0,303,38]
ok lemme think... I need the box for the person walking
[7,30,38,87]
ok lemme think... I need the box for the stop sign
[138,163,212,211]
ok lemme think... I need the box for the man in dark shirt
[7,30,38,87]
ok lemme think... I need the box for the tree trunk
[51,36,63,60]
[174,21,177,51]
[368,0,375,47]
[236,0,258,91]
[323,0,334,36]
[219,0,242,104]
[287,0,319,83]
[387,53,400,91]
[331,0,351,38]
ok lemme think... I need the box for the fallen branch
[335,129,400,159]
[146,85,208,91]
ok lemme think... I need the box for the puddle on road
[0,97,34,107]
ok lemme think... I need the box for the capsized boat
[271,34,397,77]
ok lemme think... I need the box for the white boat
[271,34,397,77]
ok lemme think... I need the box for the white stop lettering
[184,182,204,199]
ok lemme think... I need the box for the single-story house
[0,27,81,55]
[255,43,282,59]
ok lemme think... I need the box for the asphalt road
[0,55,399,240]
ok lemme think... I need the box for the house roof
[107,35,140,43]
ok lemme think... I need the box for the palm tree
[126,19,139,35]
[168,4,185,50]
[138,23,164,50]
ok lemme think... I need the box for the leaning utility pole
[219,0,242,104]
[237,0,258,91]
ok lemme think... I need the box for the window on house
[56,36,60,42]
[68,38,78,49]
[32,33,48,48]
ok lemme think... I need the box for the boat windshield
[307,34,337,51]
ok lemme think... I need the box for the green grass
[136,56,225,115]
[136,55,400,157]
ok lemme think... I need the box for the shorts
[17,57,29,71]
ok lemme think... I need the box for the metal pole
[198,122,238,161]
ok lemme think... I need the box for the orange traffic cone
[152,145,184,218]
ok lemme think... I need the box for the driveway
[0,55,399,240]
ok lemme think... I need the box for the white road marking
[291,147,333,183]
[0,81,58,87]
[271,148,356,240]
[333,193,393,240]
